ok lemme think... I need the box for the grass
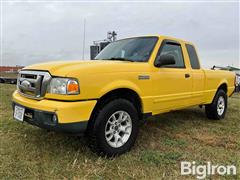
[0,83,239,179]
[0,72,18,78]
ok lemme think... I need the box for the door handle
[185,73,190,78]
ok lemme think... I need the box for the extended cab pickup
[12,35,235,156]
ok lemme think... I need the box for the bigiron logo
[181,161,237,179]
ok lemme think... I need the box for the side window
[158,43,185,68]
[186,44,200,69]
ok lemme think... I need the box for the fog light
[52,114,57,124]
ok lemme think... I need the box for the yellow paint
[13,35,236,123]
[12,91,96,123]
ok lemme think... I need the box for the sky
[1,1,239,68]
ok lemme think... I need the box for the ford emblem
[21,80,31,88]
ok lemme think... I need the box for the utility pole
[82,18,86,60]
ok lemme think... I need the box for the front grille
[17,70,51,99]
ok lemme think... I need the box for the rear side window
[186,44,200,69]
[158,43,185,68]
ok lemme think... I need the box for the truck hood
[24,60,149,76]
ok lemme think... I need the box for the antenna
[82,18,86,60]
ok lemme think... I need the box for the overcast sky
[1,1,239,68]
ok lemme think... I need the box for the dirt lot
[0,84,239,179]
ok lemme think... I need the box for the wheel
[205,89,227,120]
[87,98,139,157]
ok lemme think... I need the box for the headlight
[47,78,80,95]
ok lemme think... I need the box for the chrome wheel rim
[105,110,132,148]
[217,96,225,116]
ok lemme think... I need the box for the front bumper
[12,90,97,134]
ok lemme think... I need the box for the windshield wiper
[108,57,135,62]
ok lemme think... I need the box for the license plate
[14,105,25,122]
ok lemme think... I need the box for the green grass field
[1,84,239,179]
[0,72,18,78]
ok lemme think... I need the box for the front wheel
[205,89,227,120]
[87,99,139,157]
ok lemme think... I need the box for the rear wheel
[87,98,139,157]
[205,89,227,120]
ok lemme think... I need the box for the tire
[87,98,139,157]
[205,89,227,120]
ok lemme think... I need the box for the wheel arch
[87,87,144,132]
[217,82,228,93]
[95,87,143,117]
[208,82,228,105]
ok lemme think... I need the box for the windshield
[94,37,158,62]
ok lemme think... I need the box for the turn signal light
[67,80,79,94]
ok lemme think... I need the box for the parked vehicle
[0,77,17,84]
[235,74,240,92]
[0,77,4,83]
[12,35,236,156]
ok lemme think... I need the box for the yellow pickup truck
[12,35,235,156]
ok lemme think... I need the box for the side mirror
[155,54,176,67]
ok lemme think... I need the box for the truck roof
[119,35,194,46]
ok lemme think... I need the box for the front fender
[99,80,142,98]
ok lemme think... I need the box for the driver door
[152,40,192,114]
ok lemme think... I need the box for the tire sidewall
[214,90,228,119]
[94,99,139,156]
